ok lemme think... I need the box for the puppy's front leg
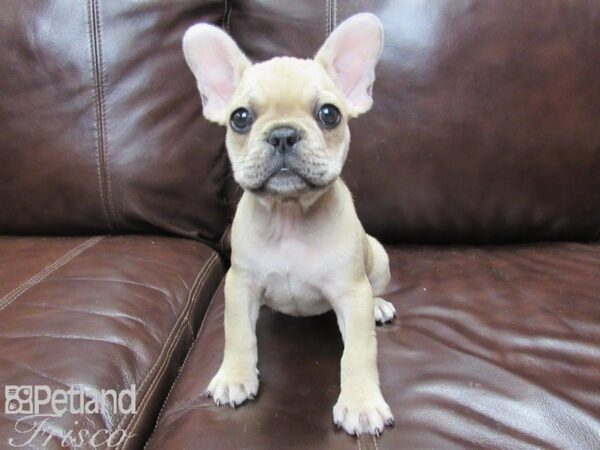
[207,268,261,407]
[332,278,393,435]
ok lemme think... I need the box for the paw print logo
[4,386,33,415]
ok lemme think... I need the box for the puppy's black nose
[267,127,300,153]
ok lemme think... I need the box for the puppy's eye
[230,108,253,133]
[316,104,341,128]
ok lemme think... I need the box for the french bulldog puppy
[183,13,395,436]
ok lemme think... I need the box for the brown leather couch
[1,1,599,449]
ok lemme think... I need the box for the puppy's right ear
[182,24,250,124]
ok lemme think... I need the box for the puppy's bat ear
[315,13,383,117]
[182,24,250,124]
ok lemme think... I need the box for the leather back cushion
[230,0,600,243]
[0,0,229,242]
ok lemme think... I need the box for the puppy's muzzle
[267,127,301,155]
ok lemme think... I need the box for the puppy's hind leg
[366,235,396,324]
[374,297,396,324]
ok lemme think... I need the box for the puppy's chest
[242,239,334,316]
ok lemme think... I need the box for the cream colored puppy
[183,13,395,436]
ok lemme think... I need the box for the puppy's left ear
[315,13,383,117]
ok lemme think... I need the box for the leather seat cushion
[0,235,224,450]
[146,243,600,449]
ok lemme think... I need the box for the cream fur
[184,13,394,436]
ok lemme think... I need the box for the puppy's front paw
[206,366,259,408]
[333,390,394,436]
[374,297,396,324]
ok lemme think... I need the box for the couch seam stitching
[87,0,110,230]
[114,252,217,445]
[227,2,232,32]
[325,0,331,37]
[226,0,232,32]
[117,253,218,446]
[95,0,118,231]
[0,236,105,313]
[115,252,219,449]
[221,0,227,30]
[88,0,116,232]
[143,275,224,449]
[332,0,337,30]
[222,0,231,33]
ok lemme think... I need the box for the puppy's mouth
[241,146,339,197]
[251,162,315,196]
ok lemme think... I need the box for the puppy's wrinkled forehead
[234,57,341,117]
